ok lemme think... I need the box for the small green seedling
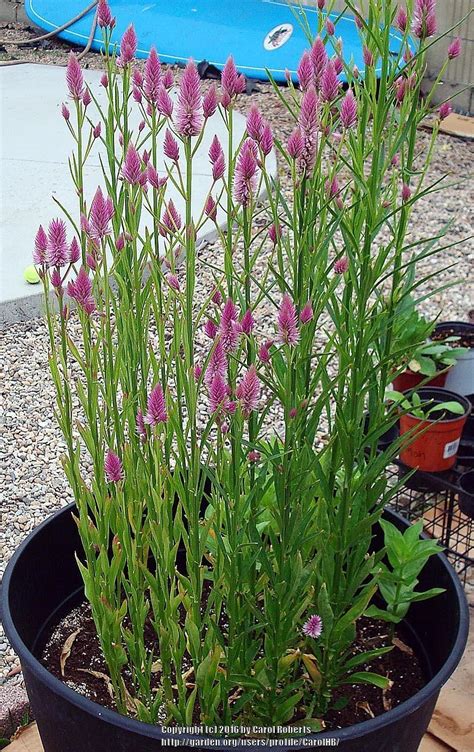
[387,390,465,420]
[366,519,444,631]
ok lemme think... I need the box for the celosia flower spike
[176,60,203,137]
[310,37,327,86]
[221,56,246,101]
[144,384,168,425]
[105,450,123,483]
[66,52,84,100]
[136,409,147,439]
[157,86,174,117]
[340,90,357,129]
[412,0,437,39]
[144,47,161,104]
[448,37,462,60]
[97,0,114,28]
[247,105,265,140]
[334,257,349,275]
[203,84,218,118]
[122,144,142,185]
[278,294,299,346]
[209,373,229,415]
[205,337,227,387]
[303,614,323,639]
[164,129,180,162]
[33,225,48,265]
[300,302,313,324]
[396,6,408,32]
[236,365,260,418]
[117,24,137,67]
[90,186,114,241]
[439,102,452,120]
[46,218,69,267]
[298,51,314,92]
[67,267,96,314]
[321,60,340,102]
[233,138,258,206]
[240,309,254,335]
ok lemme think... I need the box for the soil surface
[432,326,474,349]
[40,599,426,732]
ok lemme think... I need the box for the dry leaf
[60,628,81,677]
[392,637,413,656]
[151,659,162,673]
[356,701,375,718]
[78,669,114,700]
[382,686,393,711]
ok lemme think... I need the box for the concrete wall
[0,0,28,24]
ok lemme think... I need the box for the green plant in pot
[390,388,471,472]
[388,294,467,392]
[2,1,469,751]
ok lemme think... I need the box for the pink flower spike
[268,223,282,244]
[166,273,180,292]
[236,365,260,418]
[354,8,364,30]
[50,268,62,289]
[240,309,254,335]
[46,218,69,267]
[66,53,84,100]
[162,68,174,89]
[203,84,218,118]
[144,47,161,104]
[117,24,137,67]
[144,383,168,425]
[209,373,228,415]
[247,105,265,140]
[212,153,225,180]
[163,129,180,162]
[439,102,452,120]
[97,0,114,28]
[317,0,325,8]
[105,450,123,483]
[176,60,203,137]
[205,195,217,221]
[258,343,271,364]
[287,127,304,159]
[297,51,314,92]
[204,318,218,339]
[33,225,48,265]
[68,237,80,264]
[147,163,167,190]
[412,0,437,39]
[61,103,70,121]
[340,90,357,129]
[221,56,242,100]
[363,46,374,67]
[260,123,273,156]
[326,19,335,36]
[321,60,340,102]
[303,614,323,639]
[233,138,258,206]
[209,134,223,164]
[157,85,174,117]
[402,182,412,202]
[448,37,462,60]
[396,6,408,32]
[205,337,227,387]
[136,409,147,439]
[194,364,202,381]
[300,302,313,324]
[90,186,114,241]
[122,144,142,185]
[334,256,349,275]
[115,234,125,251]
[219,298,241,352]
[278,294,299,346]
[211,287,222,306]
[310,37,327,86]
[93,123,102,139]
[100,73,108,88]
[86,253,96,270]
[82,88,92,108]
[248,450,261,463]
[67,267,96,314]
[160,199,182,235]
[334,56,344,76]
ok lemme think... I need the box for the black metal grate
[387,463,473,586]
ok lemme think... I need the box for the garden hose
[0,0,99,60]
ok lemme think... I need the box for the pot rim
[402,387,471,425]
[1,504,470,745]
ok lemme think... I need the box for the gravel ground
[1,22,473,694]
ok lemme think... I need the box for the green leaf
[347,671,392,689]
[345,645,393,670]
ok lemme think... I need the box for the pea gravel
[1,22,473,693]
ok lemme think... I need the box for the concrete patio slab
[0,63,276,326]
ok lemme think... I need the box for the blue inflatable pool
[26,0,406,82]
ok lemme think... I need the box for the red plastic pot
[392,369,448,393]
[399,388,471,472]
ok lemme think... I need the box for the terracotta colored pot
[399,388,471,472]
[392,369,448,393]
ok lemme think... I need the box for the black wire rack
[387,461,473,586]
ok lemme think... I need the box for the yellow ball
[23,265,41,284]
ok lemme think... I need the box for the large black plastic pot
[1,504,469,752]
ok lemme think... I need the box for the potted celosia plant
[2,1,469,751]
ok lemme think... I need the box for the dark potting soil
[432,326,474,350]
[39,599,426,733]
